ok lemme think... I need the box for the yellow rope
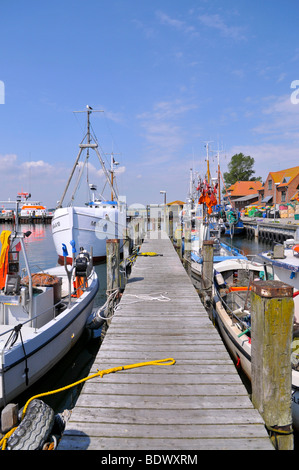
[138,252,162,256]
[0,426,17,450]
[0,357,175,450]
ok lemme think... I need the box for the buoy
[293,245,299,256]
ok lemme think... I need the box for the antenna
[73,106,104,144]
[202,141,213,183]
[211,143,225,205]
[105,151,122,201]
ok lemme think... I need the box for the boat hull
[0,268,99,408]
[52,206,126,262]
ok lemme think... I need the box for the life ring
[293,245,299,255]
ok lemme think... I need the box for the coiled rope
[0,357,175,450]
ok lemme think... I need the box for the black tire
[6,399,55,450]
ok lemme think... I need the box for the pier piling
[251,280,294,450]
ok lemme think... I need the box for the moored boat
[0,199,99,408]
[52,106,126,263]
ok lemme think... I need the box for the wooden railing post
[106,239,120,294]
[201,240,214,317]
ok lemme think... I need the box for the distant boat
[20,203,47,217]
[52,106,126,263]
[224,208,245,236]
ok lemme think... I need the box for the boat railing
[219,241,246,258]
[214,284,250,330]
[0,270,95,352]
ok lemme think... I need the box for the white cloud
[252,94,299,139]
[0,154,17,169]
[228,143,299,181]
[198,13,246,41]
[22,160,54,173]
[137,99,197,162]
[156,10,196,36]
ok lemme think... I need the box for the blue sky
[0,0,299,208]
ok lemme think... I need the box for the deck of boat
[58,231,273,450]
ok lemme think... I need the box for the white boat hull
[0,266,99,407]
[52,206,126,263]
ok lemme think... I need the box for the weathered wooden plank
[89,363,239,374]
[58,436,273,451]
[60,422,271,440]
[59,407,265,425]
[84,372,243,385]
[74,393,258,410]
[82,380,249,396]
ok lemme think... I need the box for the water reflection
[221,233,269,257]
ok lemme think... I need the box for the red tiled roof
[269,166,299,187]
[227,180,263,197]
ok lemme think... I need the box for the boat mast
[217,149,221,205]
[204,141,213,184]
[57,106,118,208]
[107,151,120,202]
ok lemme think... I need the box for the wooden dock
[58,232,273,450]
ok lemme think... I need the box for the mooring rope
[0,357,176,450]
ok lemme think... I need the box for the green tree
[223,153,261,187]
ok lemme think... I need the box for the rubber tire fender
[6,399,55,450]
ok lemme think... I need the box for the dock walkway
[58,232,273,450]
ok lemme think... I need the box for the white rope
[115,291,171,310]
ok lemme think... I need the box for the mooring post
[183,218,191,275]
[168,210,173,240]
[134,222,140,247]
[201,240,214,316]
[123,227,130,261]
[176,229,183,259]
[106,239,120,294]
[251,280,294,450]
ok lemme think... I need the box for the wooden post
[133,222,140,247]
[158,211,161,236]
[106,239,120,294]
[176,229,183,259]
[183,218,191,275]
[168,210,173,240]
[251,280,294,450]
[123,227,130,261]
[201,240,214,316]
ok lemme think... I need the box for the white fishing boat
[52,106,126,263]
[212,255,299,430]
[258,229,299,292]
[0,198,99,408]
